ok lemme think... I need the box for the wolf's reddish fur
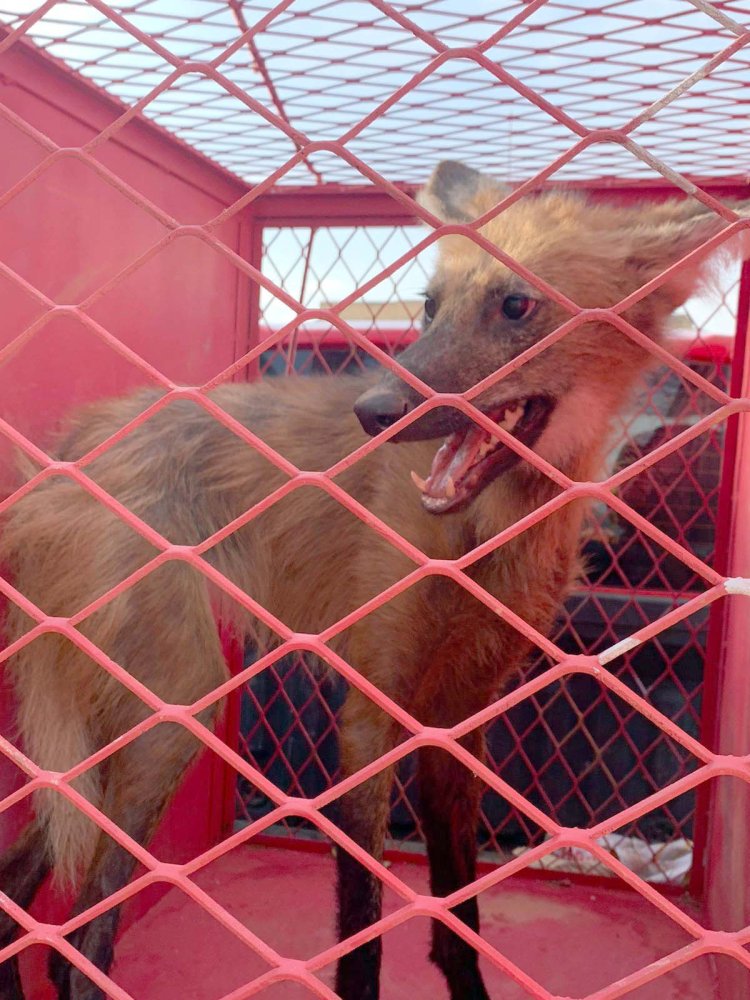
[0,162,746,999]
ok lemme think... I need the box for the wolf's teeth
[445,475,456,499]
[410,469,428,492]
[499,403,524,432]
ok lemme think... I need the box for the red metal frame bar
[219,630,245,842]
[250,178,750,229]
[690,258,750,898]
[254,323,735,362]
[241,219,265,384]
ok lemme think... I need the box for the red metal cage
[0,1,749,998]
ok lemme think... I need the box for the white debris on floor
[513,835,693,885]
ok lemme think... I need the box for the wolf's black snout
[354,386,411,437]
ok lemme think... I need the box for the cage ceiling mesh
[1,0,749,185]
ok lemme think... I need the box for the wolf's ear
[624,199,750,310]
[418,161,506,222]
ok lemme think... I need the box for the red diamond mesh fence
[0,1,749,998]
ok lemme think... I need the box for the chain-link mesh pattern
[1,1,749,997]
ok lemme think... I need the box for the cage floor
[53,844,718,1000]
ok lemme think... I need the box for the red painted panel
[0,38,251,495]
[0,40,251,991]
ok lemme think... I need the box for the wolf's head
[354,161,748,514]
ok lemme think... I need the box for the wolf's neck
[469,444,606,550]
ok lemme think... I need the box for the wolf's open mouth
[410,395,555,514]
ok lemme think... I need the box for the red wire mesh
[0,1,749,998]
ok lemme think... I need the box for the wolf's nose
[354,387,411,436]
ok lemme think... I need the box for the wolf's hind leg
[48,716,218,1000]
[0,820,51,1000]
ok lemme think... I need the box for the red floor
[103,845,718,999]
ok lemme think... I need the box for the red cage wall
[1,2,750,999]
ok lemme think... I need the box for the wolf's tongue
[424,425,487,499]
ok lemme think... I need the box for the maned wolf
[0,162,747,1000]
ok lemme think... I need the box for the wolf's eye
[424,296,437,323]
[501,294,536,321]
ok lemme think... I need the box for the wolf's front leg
[409,641,497,1000]
[418,732,490,1000]
[334,688,401,1000]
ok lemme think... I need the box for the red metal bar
[255,323,734,363]
[240,218,265,383]
[691,259,750,898]
[218,629,245,841]
[249,178,750,228]
[230,214,254,380]
[702,256,750,992]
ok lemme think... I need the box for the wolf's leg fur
[0,821,50,1000]
[418,732,490,1000]
[334,688,401,1000]
[49,718,216,1000]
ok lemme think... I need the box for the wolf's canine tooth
[410,469,428,492]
